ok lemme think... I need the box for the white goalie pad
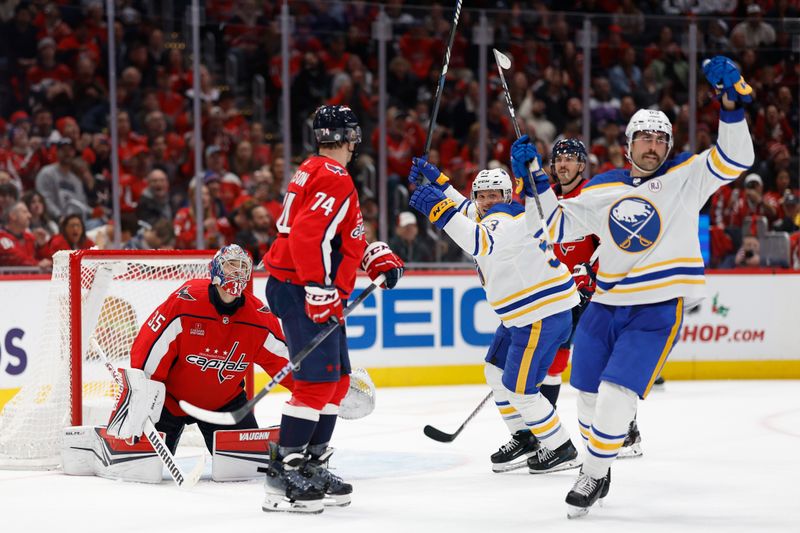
[339,368,376,420]
[61,426,163,483]
[211,426,280,482]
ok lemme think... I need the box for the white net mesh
[0,250,214,468]
[338,368,376,420]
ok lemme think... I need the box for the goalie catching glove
[106,368,165,445]
[360,241,404,289]
[702,55,753,104]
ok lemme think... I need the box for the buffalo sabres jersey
[442,188,579,328]
[536,107,754,307]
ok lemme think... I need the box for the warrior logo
[186,341,249,383]
[608,197,661,253]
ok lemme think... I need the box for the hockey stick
[423,391,493,443]
[492,49,555,254]
[89,336,205,488]
[423,0,464,158]
[179,275,385,426]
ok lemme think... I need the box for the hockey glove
[304,284,344,325]
[409,185,457,230]
[511,135,549,195]
[107,368,165,445]
[360,241,405,289]
[702,55,753,104]
[409,156,451,190]
[572,262,596,304]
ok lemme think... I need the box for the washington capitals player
[511,56,755,517]
[408,159,581,474]
[262,105,404,513]
[108,244,294,454]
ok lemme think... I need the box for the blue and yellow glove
[702,55,753,104]
[409,185,457,230]
[408,156,451,190]
[510,135,549,197]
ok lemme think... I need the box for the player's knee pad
[547,347,571,376]
[289,380,339,411]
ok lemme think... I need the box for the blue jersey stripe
[715,143,749,170]
[495,278,575,315]
[597,266,706,292]
[706,157,734,182]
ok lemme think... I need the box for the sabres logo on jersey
[176,286,196,301]
[608,197,660,253]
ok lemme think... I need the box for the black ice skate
[527,440,580,474]
[491,429,540,472]
[566,468,609,519]
[262,444,325,514]
[302,448,353,507]
[618,419,643,459]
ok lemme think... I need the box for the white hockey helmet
[471,168,513,204]
[625,109,674,154]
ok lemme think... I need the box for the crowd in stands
[0,0,798,271]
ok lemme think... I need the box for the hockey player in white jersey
[408,158,582,474]
[510,56,755,517]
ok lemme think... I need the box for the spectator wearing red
[248,122,273,167]
[1,125,42,190]
[115,111,147,162]
[173,182,233,250]
[764,169,797,220]
[26,37,73,89]
[371,107,424,180]
[46,213,95,258]
[57,23,101,66]
[33,2,72,42]
[728,173,778,230]
[598,25,630,69]
[398,26,436,80]
[754,104,794,158]
[0,201,51,269]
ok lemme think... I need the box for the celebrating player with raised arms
[408,157,581,474]
[511,56,755,518]
[262,105,404,513]
[108,244,294,454]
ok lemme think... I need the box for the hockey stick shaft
[89,336,204,488]
[423,0,463,157]
[423,391,493,442]
[179,275,385,425]
[492,49,554,252]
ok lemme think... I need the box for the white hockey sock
[484,363,527,434]
[507,391,570,450]
[581,381,638,479]
[576,390,598,448]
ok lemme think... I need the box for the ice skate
[491,429,540,472]
[527,440,580,474]
[262,445,325,514]
[301,448,353,507]
[566,468,609,518]
[617,419,643,459]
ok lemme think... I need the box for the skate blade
[262,495,324,514]
[567,504,590,519]
[528,458,582,475]
[324,494,352,507]
[617,443,642,459]
[491,458,531,473]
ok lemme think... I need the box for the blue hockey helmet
[209,244,252,297]
[550,138,587,176]
[313,105,362,146]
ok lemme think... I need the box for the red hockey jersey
[553,179,600,271]
[264,155,366,297]
[130,279,292,416]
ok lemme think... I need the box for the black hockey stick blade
[423,424,459,443]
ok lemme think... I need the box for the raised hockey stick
[89,336,205,488]
[423,0,464,158]
[179,275,385,426]
[423,391,493,443]
[492,49,555,254]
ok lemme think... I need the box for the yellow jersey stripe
[644,298,683,398]
[588,436,624,452]
[531,414,560,435]
[598,257,705,278]
[709,148,741,177]
[491,271,572,307]
[500,287,578,321]
[515,322,542,394]
[498,406,516,415]
[583,182,627,192]
[479,226,489,256]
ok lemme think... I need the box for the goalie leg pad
[61,426,163,483]
[212,425,280,481]
[107,368,165,444]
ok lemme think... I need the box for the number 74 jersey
[264,155,366,298]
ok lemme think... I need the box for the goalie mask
[210,244,252,297]
[625,109,673,174]
[313,105,362,146]
[471,168,514,205]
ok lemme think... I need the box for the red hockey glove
[360,241,405,289]
[572,262,596,304]
[304,284,344,325]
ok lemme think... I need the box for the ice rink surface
[2,380,799,533]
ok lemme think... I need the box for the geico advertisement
[2,273,799,388]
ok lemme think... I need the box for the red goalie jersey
[265,155,366,297]
[130,278,293,416]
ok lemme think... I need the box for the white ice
[2,381,799,533]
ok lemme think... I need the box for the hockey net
[0,249,218,469]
